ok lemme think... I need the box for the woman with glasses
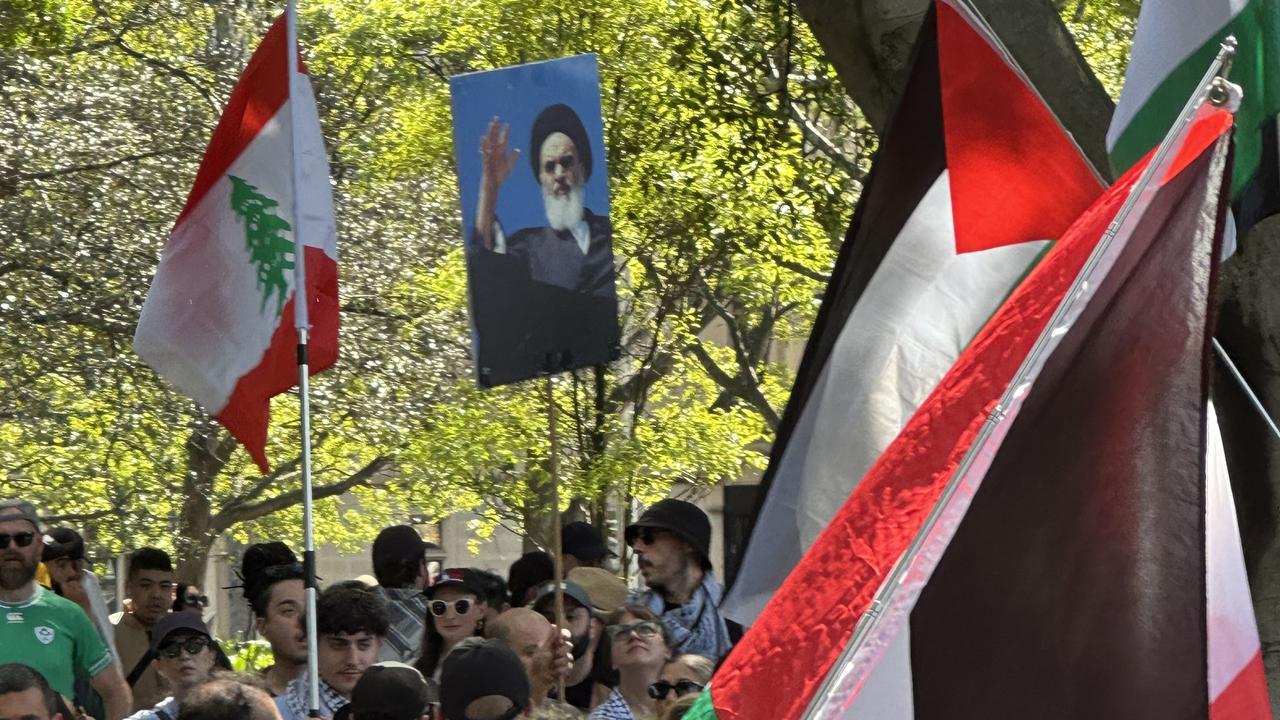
[126,612,230,720]
[650,654,713,719]
[412,568,488,688]
[590,605,671,720]
[171,583,208,613]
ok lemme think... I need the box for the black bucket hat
[624,499,711,568]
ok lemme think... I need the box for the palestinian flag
[723,0,1103,623]
[134,13,338,472]
[1108,0,1280,234]
[691,106,1260,718]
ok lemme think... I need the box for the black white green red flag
[722,0,1103,623]
[691,98,1268,720]
[134,15,339,472]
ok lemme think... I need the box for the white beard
[543,184,586,231]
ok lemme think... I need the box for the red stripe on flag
[937,1,1103,254]
[1211,652,1271,720]
[215,246,338,472]
[176,15,290,223]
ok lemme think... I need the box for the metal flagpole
[546,375,568,702]
[284,0,322,715]
[1213,338,1280,442]
[800,38,1241,720]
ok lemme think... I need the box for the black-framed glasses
[158,636,214,659]
[185,594,209,607]
[0,532,34,549]
[647,680,704,700]
[607,621,661,641]
[429,598,473,617]
[542,154,577,175]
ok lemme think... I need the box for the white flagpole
[284,0,321,715]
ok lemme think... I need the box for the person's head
[471,570,509,626]
[0,664,60,720]
[178,676,282,720]
[565,567,628,617]
[0,500,43,594]
[173,582,208,613]
[339,661,431,720]
[650,654,714,719]
[506,553,553,608]
[485,608,558,702]
[150,612,228,698]
[241,542,308,666]
[625,500,712,596]
[126,547,176,626]
[372,526,428,590]
[529,104,592,232]
[316,581,389,697]
[531,582,593,660]
[40,527,85,591]
[605,605,671,675]
[440,638,531,720]
[415,569,488,679]
[560,522,614,572]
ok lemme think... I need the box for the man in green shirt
[0,500,132,719]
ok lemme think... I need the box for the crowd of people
[0,496,739,720]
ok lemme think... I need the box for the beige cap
[567,567,629,615]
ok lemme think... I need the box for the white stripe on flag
[289,65,337,260]
[842,623,915,720]
[724,171,1048,623]
[1206,400,1263,701]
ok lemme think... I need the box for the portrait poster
[450,54,621,388]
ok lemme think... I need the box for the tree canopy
[1,0,865,575]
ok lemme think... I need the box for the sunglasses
[158,636,214,659]
[647,680,705,700]
[607,621,661,641]
[185,594,209,606]
[542,154,578,175]
[0,532,34,549]
[429,599,473,617]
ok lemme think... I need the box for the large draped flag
[723,0,1104,624]
[690,100,1264,719]
[1108,0,1280,235]
[134,15,339,473]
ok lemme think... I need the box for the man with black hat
[332,662,430,720]
[238,543,308,696]
[560,522,614,574]
[43,527,118,661]
[474,104,615,298]
[625,499,734,662]
[530,581,596,711]
[125,612,230,720]
[439,638,531,720]
[0,500,133,719]
[369,526,431,663]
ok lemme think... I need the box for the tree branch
[111,37,219,112]
[210,455,396,532]
[0,147,188,187]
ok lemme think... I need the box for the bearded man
[473,104,615,298]
[0,500,132,719]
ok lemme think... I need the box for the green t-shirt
[0,586,113,698]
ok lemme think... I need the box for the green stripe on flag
[684,685,720,720]
[1109,0,1280,199]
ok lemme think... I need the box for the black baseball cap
[149,611,213,652]
[531,580,592,615]
[427,568,485,598]
[372,526,427,580]
[440,639,530,720]
[561,522,614,562]
[345,662,431,720]
[625,499,712,568]
[41,527,86,563]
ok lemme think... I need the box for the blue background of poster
[450,54,612,250]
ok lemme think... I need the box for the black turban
[529,103,592,181]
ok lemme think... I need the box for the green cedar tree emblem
[228,175,295,316]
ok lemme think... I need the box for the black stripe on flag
[909,138,1231,718]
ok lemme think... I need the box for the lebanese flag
[691,107,1258,717]
[723,0,1103,624]
[134,13,338,472]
